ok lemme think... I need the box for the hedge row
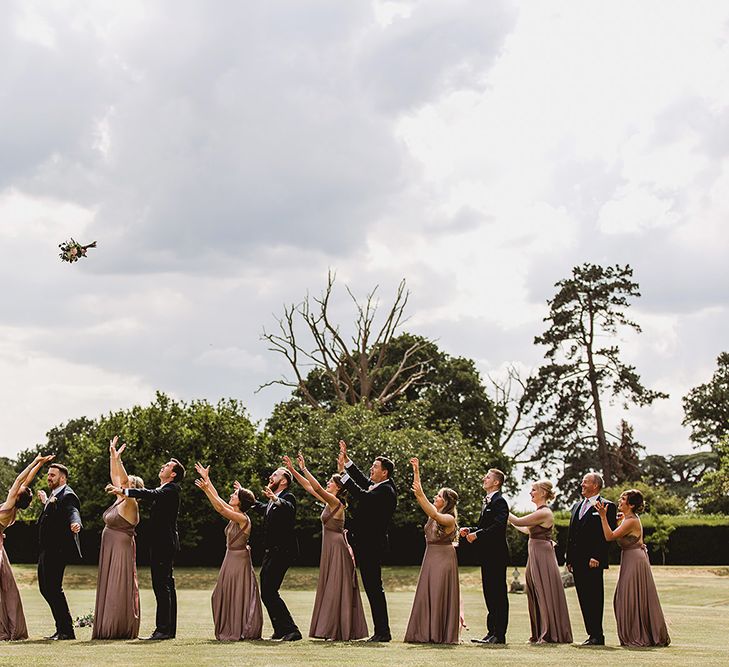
[5,515,728,567]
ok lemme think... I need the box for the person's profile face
[581,475,598,498]
[159,461,176,483]
[269,468,287,491]
[433,491,445,510]
[370,460,386,483]
[483,471,499,491]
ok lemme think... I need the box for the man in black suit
[112,458,183,640]
[250,467,301,641]
[566,472,618,646]
[37,463,82,640]
[337,440,397,643]
[460,468,509,644]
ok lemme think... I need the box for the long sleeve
[62,493,82,529]
[127,485,175,501]
[343,460,370,489]
[473,497,508,540]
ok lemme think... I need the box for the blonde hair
[488,468,505,488]
[127,475,145,490]
[532,479,556,502]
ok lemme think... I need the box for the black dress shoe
[280,631,302,641]
[50,633,75,641]
[471,634,493,644]
[44,632,59,640]
[366,634,392,643]
[485,635,506,644]
[141,632,173,641]
[581,637,605,646]
[270,632,284,640]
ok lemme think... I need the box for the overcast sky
[1,1,727,475]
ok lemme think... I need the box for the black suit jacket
[38,485,83,560]
[341,461,397,552]
[252,488,298,556]
[566,496,617,569]
[127,482,181,558]
[466,491,509,563]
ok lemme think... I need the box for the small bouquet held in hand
[59,238,96,263]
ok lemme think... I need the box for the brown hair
[16,487,33,510]
[170,459,185,482]
[375,456,394,479]
[436,487,459,541]
[236,487,256,512]
[49,463,69,479]
[622,488,645,514]
[280,469,293,488]
[330,474,349,506]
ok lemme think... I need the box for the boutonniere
[47,496,58,505]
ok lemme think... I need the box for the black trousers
[481,559,508,640]
[260,548,298,636]
[572,565,605,639]
[357,547,390,637]
[150,556,177,636]
[37,550,74,636]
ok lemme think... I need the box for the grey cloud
[357,0,518,113]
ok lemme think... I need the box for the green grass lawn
[2,565,728,666]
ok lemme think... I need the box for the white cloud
[0,0,727,467]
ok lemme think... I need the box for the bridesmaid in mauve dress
[404,457,460,645]
[509,480,572,644]
[194,463,262,641]
[596,489,670,648]
[94,437,143,639]
[0,453,54,640]
[283,453,368,641]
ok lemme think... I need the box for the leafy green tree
[698,436,729,513]
[644,514,676,565]
[26,393,264,552]
[8,394,272,562]
[264,400,494,533]
[289,332,503,453]
[529,263,668,489]
[600,480,685,515]
[0,457,17,498]
[14,416,97,470]
[683,352,729,450]
[640,451,718,504]
[613,420,643,484]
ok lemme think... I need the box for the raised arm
[595,501,632,541]
[2,454,54,508]
[109,436,129,487]
[295,453,340,511]
[410,458,455,529]
[195,477,247,526]
[282,455,318,497]
[338,440,370,488]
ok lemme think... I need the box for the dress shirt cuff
[340,472,351,484]
[123,488,130,496]
[344,459,353,469]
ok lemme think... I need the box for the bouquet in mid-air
[59,239,96,263]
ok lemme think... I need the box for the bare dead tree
[259,272,432,408]
[489,365,542,464]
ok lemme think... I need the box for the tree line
[3,262,728,562]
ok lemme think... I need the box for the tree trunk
[586,303,613,486]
